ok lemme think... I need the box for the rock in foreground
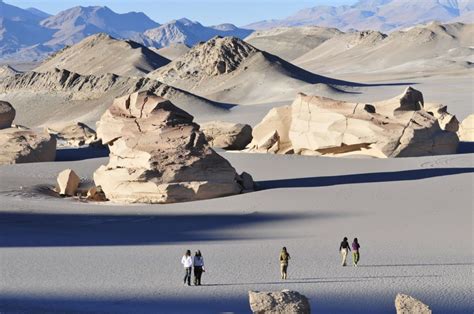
[249,290,311,314]
[94,91,249,203]
[458,114,474,142]
[395,293,432,314]
[56,169,80,196]
[247,87,459,158]
[200,121,252,150]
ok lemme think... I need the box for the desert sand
[0,151,472,313]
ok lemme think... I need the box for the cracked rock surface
[246,87,459,158]
[94,91,246,203]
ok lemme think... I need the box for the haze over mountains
[246,0,474,31]
[0,1,252,62]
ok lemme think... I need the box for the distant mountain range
[1,0,473,63]
[0,1,252,62]
[245,0,474,31]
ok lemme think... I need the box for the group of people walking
[181,237,361,285]
[181,250,205,286]
[339,237,361,267]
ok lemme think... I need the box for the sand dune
[155,43,190,60]
[294,22,474,76]
[35,33,170,77]
[245,26,342,61]
[147,36,358,105]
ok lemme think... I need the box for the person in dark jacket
[193,250,205,285]
[352,238,361,266]
[339,237,351,266]
[279,247,291,279]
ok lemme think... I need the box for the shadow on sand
[257,167,474,190]
[55,146,109,161]
[457,141,474,154]
[0,211,327,248]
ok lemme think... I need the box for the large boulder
[56,169,80,196]
[395,293,432,314]
[200,121,252,150]
[458,114,474,142]
[246,87,459,158]
[0,127,56,165]
[0,101,15,129]
[47,122,100,147]
[94,91,249,203]
[249,290,311,314]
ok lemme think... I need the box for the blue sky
[7,0,358,26]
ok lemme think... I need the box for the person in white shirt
[193,250,205,286]
[181,250,193,286]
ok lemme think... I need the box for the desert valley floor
[0,150,472,313]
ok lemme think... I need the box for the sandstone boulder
[94,91,250,203]
[56,169,80,196]
[47,122,100,147]
[249,290,311,314]
[0,127,56,165]
[247,87,459,158]
[458,114,474,142]
[0,101,15,129]
[86,186,107,201]
[395,293,432,314]
[200,121,252,150]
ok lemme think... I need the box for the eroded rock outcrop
[395,293,432,314]
[0,101,56,165]
[458,114,474,142]
[247,87,459,158]
[94,91,250,203]
[200,121,252,150]
[249,290,311,314]
[47,122,100,147]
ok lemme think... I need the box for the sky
[5,0,359,26]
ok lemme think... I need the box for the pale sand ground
[0,151,472,313]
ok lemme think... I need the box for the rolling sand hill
[147,36,358,105]
[155,43,191,61]
[35,33,170,77]
[0,68,229,127]
[245,26,342,61]
[294,22,474,77]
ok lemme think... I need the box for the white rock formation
[395,293,432,314]
[247,87,459,158]
[47,122,100,147]
[56,169,80,196]
[458,114,474,141]
[200,121,252,150]
[0,101,16,129]
[94,91,250,203]
[248,290,311,314]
